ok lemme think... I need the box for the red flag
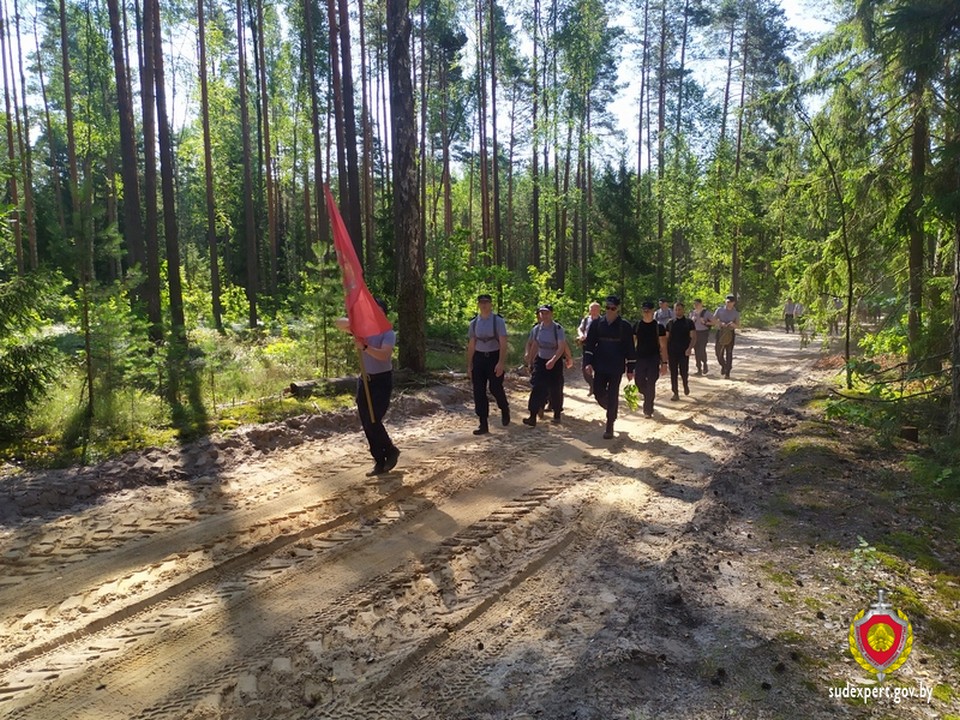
[324,185,392,338]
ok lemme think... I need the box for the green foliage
[905,452,960,498]
[87,282,157,393]
[0,274,67,438]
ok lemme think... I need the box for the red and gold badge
[848,589,913,682]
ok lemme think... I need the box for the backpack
[718,325,735,347]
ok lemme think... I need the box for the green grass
[878,532,943,572]
[929,680,954,703]
[1,326,375,469]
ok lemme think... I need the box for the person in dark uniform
[582,295,636,439]
[522,304,571,426]
[466,293,510,435]
[336,299,400,476]
[634,300,668,418]
[665,301,696,401]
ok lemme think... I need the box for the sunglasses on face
[606,305,617,310]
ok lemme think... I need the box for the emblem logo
[848,589,913,682]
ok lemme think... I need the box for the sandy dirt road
[1,329,905,720]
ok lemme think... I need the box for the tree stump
[899,426,919,443]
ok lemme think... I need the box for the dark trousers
[635,357,660,416]
[716,333,736,374]
[668,351,690,394]
[472,351,508,421]
[592,371,623,423]
[357,371,395,463]
[529,357,564,418]
[694,329,710,372]
[785,314,794,333]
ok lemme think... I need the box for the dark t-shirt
[634,319,665,359]
[666,317,696,356]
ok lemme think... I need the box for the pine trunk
[304,0,328,253]
[531,0,540,267]
[237,0,258,327]
[255,0,278,292]
[906,80,928,362]
[59,0,94,418]
[387,0,425,371]
[0,0,23,275]
[138,0,163,342]
[326,0,348,213]
[489,0,502,276]
[197,0,223,330]
[656,0,667,294]
[11,0,37,271]
[358,0,376,270]
[950,220,960,437]
[106,0,146,276]
[150,0,185,339]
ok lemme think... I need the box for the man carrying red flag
[326,186,399,476]
[336,299,400,476]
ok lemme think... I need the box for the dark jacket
[583,315,636,375]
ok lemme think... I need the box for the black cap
[605,295,620,306]
[477,293,492,302]
[641,300,655,310]
[658,298,669,304]
[725,294,736,302]
[537,303,553,312]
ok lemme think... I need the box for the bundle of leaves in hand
[623,384,640,412]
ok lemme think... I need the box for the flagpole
[357,344,377,424]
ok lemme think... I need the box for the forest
[0,0,959,462]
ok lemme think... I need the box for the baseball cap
[537,303,553,312]
[477,293,492,302]
[641,300,655,310]
[605,295,620,306]
[725,294,736,302]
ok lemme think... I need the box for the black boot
[501,406,511,426]
[473,419,490,435]
[383,446,401,472]
[603,420,614,439]
[522,415,537,427]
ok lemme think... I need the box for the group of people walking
[339,292,741,477]
[469,292,741,441]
